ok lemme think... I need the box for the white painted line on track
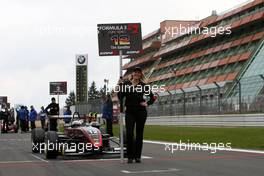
[62,158,120,163]
[61,155,153,163]
[141,155,153,159]
[31,154,49,162]
[0,139,30,142]
[0,160,36,164]
[144,140,264,154]
[121,168,180,174]
[221,148,264,154]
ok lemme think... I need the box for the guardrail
[146,114,264,127]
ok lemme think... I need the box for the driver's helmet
[71,119,83,127]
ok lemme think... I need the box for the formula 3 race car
[31,113,126,159]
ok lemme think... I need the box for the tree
[88,81,101,100]
[65,91,76,106]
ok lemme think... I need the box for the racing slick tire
[31,128,45,153]
[45,131,59,159]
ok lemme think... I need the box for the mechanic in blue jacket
[102,94,113,137]
[19,106,27,133]
[29,105,37,130]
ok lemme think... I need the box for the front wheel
[31,128,45,153]
[45,131,59,159]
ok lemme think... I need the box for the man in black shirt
[45,97,59,131]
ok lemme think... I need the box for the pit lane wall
[145,114,264,127]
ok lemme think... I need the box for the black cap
[133,67,142,72]
[51,97,56,101]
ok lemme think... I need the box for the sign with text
[50,82,67,95]
[97,23,142,56]
[76,54,88,102]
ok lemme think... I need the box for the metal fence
[74,94,264,117]
[73,76,264,117]
[147,74,264,116]
[147,94,264,117]
[74,95,264,117]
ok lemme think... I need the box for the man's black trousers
[125,109,147,159]
[20,119,26,132]
[50,119,57,131]
[30,121,36,130]
[106,119,113,137]
[41,119,45,130]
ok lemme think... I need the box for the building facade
[121,0,264,116]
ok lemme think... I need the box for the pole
[180,88,186,115]
[106,80,109,95]
[259,75,264,113]
[196,86,202,115]
[57,93,60,115]
[119,50,124,163]
[238,80,242,114]
[57,93,60,130]
[214,82,221,114]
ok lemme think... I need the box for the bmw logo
[77,56,86,64]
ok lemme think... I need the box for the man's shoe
[135,158,141,163]
[127,158,133,163]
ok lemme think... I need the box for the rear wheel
[31,128,45,153]
[45,131,59,159]
[14,125,18,133]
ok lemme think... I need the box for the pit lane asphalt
[0,133,264,176]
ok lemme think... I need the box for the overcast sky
[0,0,248,110]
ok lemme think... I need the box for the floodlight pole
[57,93,60,115]
[180,88,186,115]
[236,79,242,114]
[213,82,221,114]
[57,92,60,131]
[0,120,2,135]
[0,104,2,134]
[196,85,202,115]
[119,50,124,163]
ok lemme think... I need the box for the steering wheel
[71,112,80,123]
